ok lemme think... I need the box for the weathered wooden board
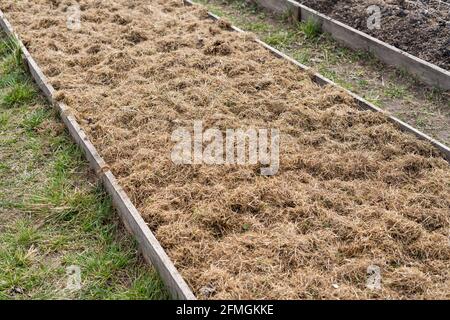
[101,171,195,300]
[1,0,449,301]
[251,0,450,90]
[0,9,196,301]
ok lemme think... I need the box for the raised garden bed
[250,0,450,90]
[298,0,450,71]
[1,0,449,299]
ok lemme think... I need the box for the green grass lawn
[0,35,168,300]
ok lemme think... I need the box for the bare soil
[297,0,450,70]
[1,0,449,299]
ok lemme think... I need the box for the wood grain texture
[252,0,450,90]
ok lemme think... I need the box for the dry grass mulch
[1,0,449,299]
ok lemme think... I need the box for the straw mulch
[2,0,449,299]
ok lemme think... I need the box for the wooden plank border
[1,1,448,300]
[185,0,450,162]
[0,9,196,301]
[249,0,450,91]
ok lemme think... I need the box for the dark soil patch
[298,0,450,70]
